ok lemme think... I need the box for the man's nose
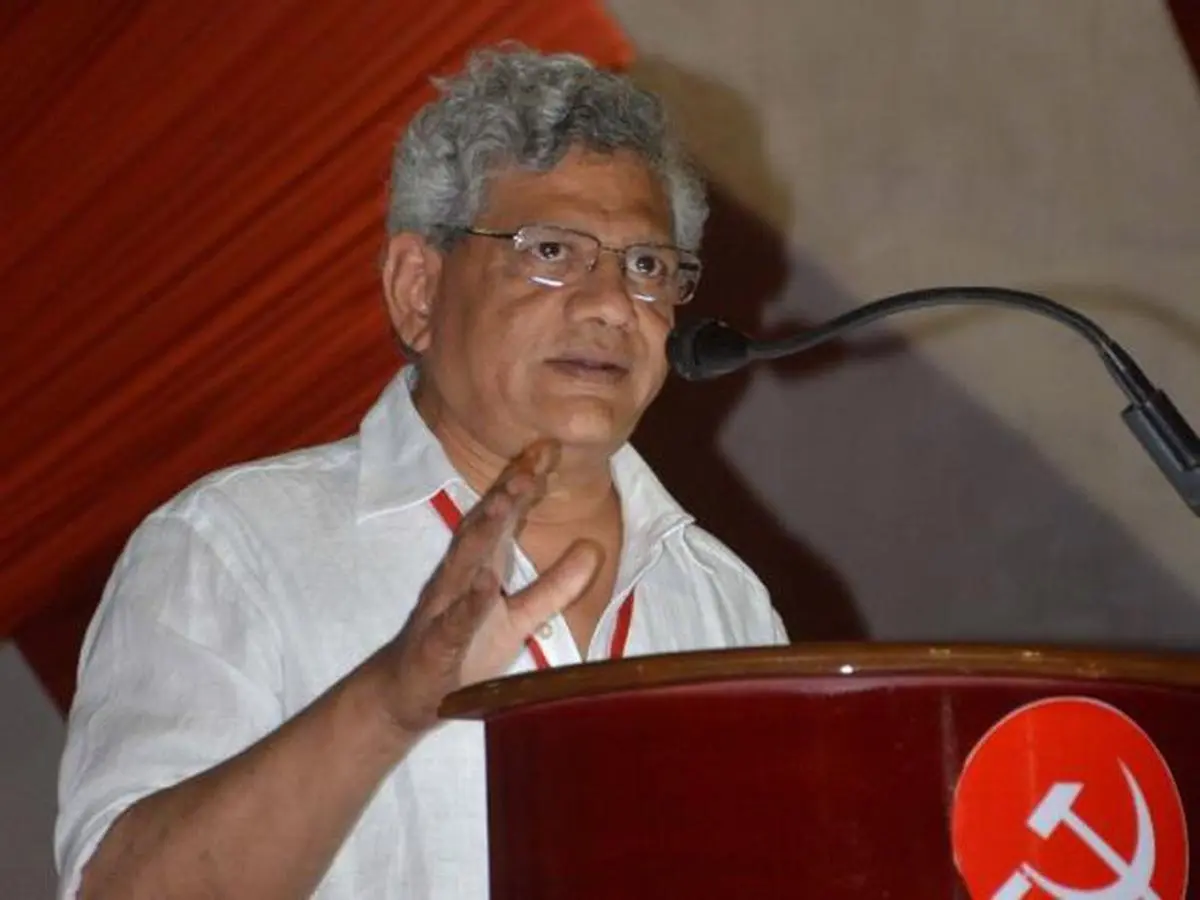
[570,252,638,329]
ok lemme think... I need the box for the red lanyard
[429,488,634,669]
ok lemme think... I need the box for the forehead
[479,147,674,242]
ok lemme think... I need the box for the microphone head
[666,318,754,381]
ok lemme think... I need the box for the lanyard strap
[428,488,634,669]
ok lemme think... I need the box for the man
[56,46,787,899]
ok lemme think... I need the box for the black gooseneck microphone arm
[666,286,1200,516]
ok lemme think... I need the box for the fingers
[430,440,561,606]
[382,441,568,733]
[505,539,605,634]
[432,567,500,650]
[486,438,560,535]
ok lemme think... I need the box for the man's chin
[533,400,638,457]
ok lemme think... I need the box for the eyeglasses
[451,223,702,307]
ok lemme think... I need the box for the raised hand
[370,439,604,738]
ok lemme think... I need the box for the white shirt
[55,366,787,899]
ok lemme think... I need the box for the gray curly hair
[387,45,708,251]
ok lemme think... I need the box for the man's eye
[630,253,668,278]
[531,241,567,262]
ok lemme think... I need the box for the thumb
[506,539,604,633]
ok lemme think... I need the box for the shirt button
[536,623,553,640]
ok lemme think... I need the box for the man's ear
[382,232,443,355]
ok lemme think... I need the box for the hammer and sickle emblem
[992,761,1159,900]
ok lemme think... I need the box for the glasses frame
[449,223,702,307]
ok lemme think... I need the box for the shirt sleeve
[55,501,286,899]
[768,605,790,644]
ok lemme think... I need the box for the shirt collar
[610,443,694,559]
[355,365,694,552]
[356,366,464,523]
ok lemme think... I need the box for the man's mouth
[545,355,631,382]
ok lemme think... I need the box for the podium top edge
[439,642,1200,720]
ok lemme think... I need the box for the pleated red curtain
[0,1,631,708]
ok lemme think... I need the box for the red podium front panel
[444,645,1200,900]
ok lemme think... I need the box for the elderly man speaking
[55,46,787,899]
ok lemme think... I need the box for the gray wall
[0,643,63,897]
[611,0,1200,647]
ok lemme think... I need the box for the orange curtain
[0,1,631,709]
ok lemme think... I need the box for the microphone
[666,286,1200,517]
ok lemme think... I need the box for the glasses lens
[624,246,702,306]
[625,245,689,305]
[513,225,596,286]
[510,225,701,305]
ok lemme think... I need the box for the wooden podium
[443,644,1200,899]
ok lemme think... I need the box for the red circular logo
[951,697,1188,899]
